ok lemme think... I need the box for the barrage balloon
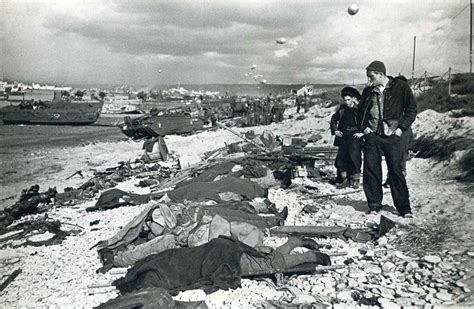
[348,4,359,15]
[276,37,286,44]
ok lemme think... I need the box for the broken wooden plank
[269,226,347,238]
[0,268,22,292]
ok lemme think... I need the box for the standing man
[296,95,302,113]
[358,61,417,217]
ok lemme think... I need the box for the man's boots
[349,173,361,189]
[336,172,349,189]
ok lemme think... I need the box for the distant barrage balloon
[260,79,267,84]
[158,69,162,73]
[251,65,256,70]
[348,4,359,15]
[276,37,286,44]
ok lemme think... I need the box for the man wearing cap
[358,61,417,217]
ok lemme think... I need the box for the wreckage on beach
[120,108,207,139]
[0,91,104,125]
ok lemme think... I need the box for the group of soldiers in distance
[199,92,318,127]
[243,94,286,126]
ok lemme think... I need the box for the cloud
[2,0,470,85]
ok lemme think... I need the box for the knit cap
[366,61,386,74]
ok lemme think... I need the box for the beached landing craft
[0,92,104,125]
[120,108,206,139]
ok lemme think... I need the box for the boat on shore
[0,92,103,125]
[102,98,143,114]
[120,108,207,139]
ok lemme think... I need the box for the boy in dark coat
[330,87,363,188]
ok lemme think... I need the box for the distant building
[296,85,315,96]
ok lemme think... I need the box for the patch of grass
[392,217,456,256]
[417,73,474,113]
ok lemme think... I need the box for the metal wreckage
[1,123,399,306]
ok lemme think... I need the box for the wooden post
[424,71,427,91]
[412,36,416,85]
[448,67,452,96]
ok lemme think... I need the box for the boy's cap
[341,87,361,100]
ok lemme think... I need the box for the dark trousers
[335,133,362,176]
[363,134,411,216]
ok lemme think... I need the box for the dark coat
[358,76,417,134]
[330,106,358,146]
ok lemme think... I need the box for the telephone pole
[470,0,472,73]
[424,71,427,91]
[412,36,416,85]
[448,67,452,96]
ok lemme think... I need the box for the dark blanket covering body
[87,188,151,211]
[176,159,268,189]
[114,237,264,295]
[167,176,267,202]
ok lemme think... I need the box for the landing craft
[276,37,286,44]
[348,4,359,15]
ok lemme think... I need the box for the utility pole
[448,67,452,96]
[424,71,427,91]
[412,36,416,85]
[470,0,472,73]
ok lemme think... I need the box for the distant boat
[102,98,143,114]
[0,91,103,125]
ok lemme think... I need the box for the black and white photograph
[1,0,473,307]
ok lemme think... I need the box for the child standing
[330,87,363,188]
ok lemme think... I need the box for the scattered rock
[302,204,319,213]
[377,236,388,247]
[449,248,467,256]
[424,255,442,264]
[365,264,382,274]
[382,262,396,274]
[411,298,426,306]
[405,261,419,272]
[394,297,413,306]
[365,250,375,257]
[438,261,453,271]
[336,290,355,302]
[378,298,401,309]
[435,292,453,301]
[348,271,365,279]
[408,286,425,294]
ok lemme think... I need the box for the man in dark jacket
[358,61,417,217]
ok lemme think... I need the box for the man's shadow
[333,197,398,215]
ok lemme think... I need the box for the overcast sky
[1,0,470,86]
